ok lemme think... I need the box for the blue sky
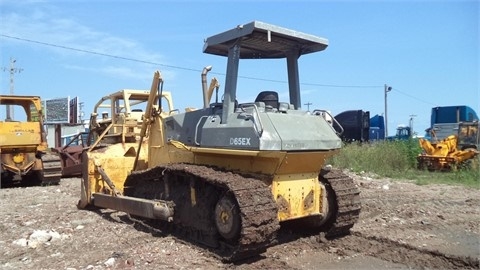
[0,0,478,136]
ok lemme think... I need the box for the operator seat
[255,91,279,110]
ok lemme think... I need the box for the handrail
[239,103,264,137]
[313,109,344,136]
[250,104,264,137]
[194,116,210,146]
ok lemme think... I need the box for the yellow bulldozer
[417,121,479,171]
[0,95,62,187]
[77,21,361,261]
[52,89,175,177]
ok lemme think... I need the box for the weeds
[328,139,479,188]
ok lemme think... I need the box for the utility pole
[304,102,312,112]
[2,57,23,120]
[384,84,392,137]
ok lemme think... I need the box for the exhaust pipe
[202,66,212,108]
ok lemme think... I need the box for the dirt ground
[1,172,479,270]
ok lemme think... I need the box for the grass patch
[327,139,480,188]
[414,168,480,188]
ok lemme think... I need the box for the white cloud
[0,3,169,80]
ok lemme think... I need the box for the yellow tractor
[417,121,479,171]
[0,95,62,187]
[78,21,361,260]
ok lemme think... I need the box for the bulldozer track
[320,168,361,238]
[124,163,280,261]
[123,165,361,261]
[40,153,62,185]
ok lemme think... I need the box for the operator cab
[203,21,328,122]
[164,21,340,151]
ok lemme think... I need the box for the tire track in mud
[327,231,479,269]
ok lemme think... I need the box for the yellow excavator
[78,21,361,261]
[417,121,479,171]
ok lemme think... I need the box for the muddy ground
[0,172,479,270]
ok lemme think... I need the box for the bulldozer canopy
[203,21,328,59]
[0,95,43,121]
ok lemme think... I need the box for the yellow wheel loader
[0,95,62,187]
[78,21,361,261]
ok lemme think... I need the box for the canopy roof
[203,21,328,59]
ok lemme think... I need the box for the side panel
[192,149,285,175]
[165,108,341,151]
[164,109,208,145]
[200,114,261,150]
[0,122,43,147]
[267,113,342,151]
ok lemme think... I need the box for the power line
[2,33,444,108]
[0,33,382,89]
[302,82,381,88]
[391,87,438,107]
[0,34,200,73]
